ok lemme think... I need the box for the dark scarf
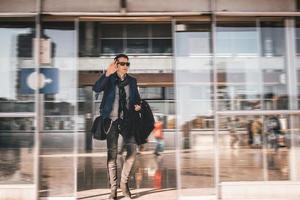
[117,74,129,119]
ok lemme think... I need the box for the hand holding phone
[105,61,117,77]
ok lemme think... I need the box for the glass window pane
[261,21,285,57]
[295,18,300,110]
[101,39,123,54]
[44,102,75,115]
[151,24,172,37]
[126,39,149,54]
[0,22,35,112]
[0,101,34,112]
[0,124,34,184]
[152,39,172,53]
[42,24,77,137]
[218,114,300,183]
[216,20,287,111]
[216,22,258,55]
[100,24,123,38]
[0,20,36,190]
[40,157,74,197]
[176,31,211,56]
[165,87,175,100]
[175,22,215,198]
[126,24,148,38]
[139,87,162,99]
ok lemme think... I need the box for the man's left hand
[134,105,141,111]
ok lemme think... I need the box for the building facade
[1,0,300,199]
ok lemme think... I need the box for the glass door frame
[173,16,300,199]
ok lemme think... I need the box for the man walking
[93,54,141,200]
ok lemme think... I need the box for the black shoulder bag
[91,93,113,140]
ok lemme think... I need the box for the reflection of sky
[44,29,76,101]
[175,32,213,122]
[44,29,75,57]
[216,28,258,55]
[176,32,210,56]
[0,28,76,101]
[0,28,31,100]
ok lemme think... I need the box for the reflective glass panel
[216,20,288,111]
[0,20,35,186]
[175,22,215,197]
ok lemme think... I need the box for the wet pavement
[77,151,177,193]
[77,147,290,199]
[0,146,292,199]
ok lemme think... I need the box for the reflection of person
[182,121,190,149]
[154,168,162,189]
[265,115,281,151]
[93,54,141,200]
[153,118,164,156]
[137,143,145,154]
[227,118,239,149]
[135,167,143,189]
[153,155,163,189]
[247,120,254,145]
[251,117,263,148]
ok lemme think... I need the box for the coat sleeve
[134,78,142,103]
[92,74,110,93]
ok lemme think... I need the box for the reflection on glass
[40,157,74,197]
[42,22,76,132]
[101,39,123,54]
[0,118,34,184]
[218,114,298,182]
[77,155,177,195]
[127,24,148,38]
[175,22,215,196]
[126,39,149,54]
[79,22,172,57]
[0,22,35,112]
[216,20,288,111]
[0,118,34,132]
[0,21,35,186]
[152,24,172,38]
[216,22,258,56]
[39,22,76,198]
[152,39,172,53]
[139,87,163,99]
[44,116,74,130]
[100,24,124,38]
[40,131,74,154]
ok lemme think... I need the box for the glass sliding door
[77,20,176,199]
[174,21,216,198]
[0,19,37,199]
[39,21,77,199]
[215,17,300,200]
[175,16,300,199]
[216,20,261,111]
[216,112,300,199]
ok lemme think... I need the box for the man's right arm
[92,73,110,93]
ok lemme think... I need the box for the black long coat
[130,99,155,145]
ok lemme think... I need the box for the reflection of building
[1,0,300,200]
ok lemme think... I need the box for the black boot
[120,181,131,199]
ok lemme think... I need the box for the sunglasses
[117,62,130,67]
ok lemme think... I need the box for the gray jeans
[106,120,137,192]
